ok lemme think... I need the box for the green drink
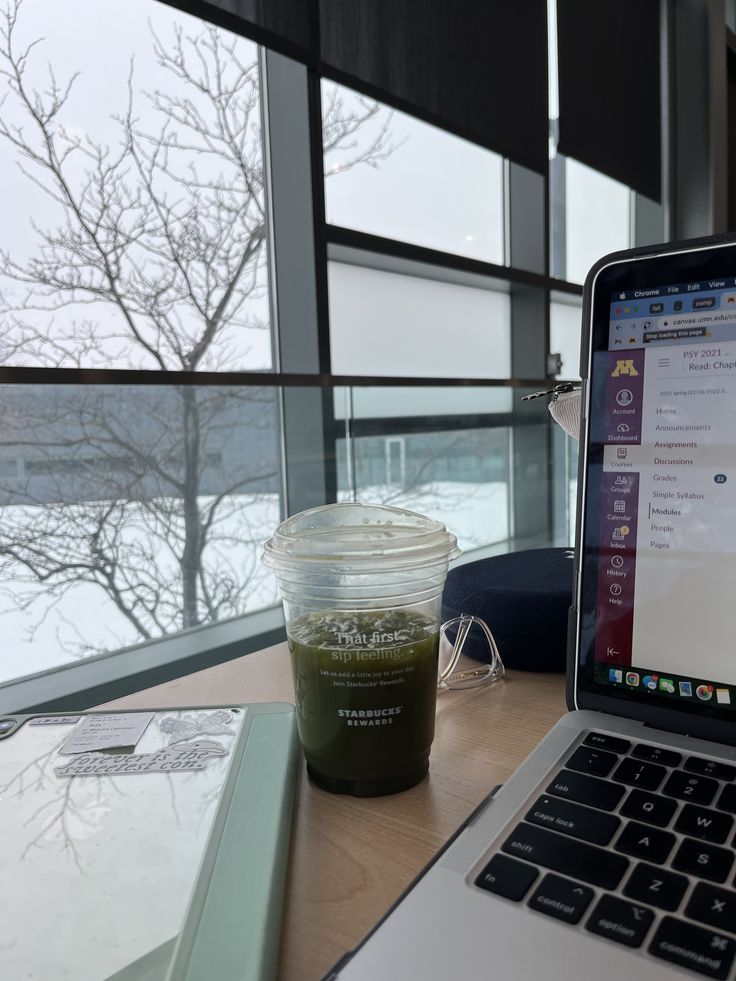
[288,609,440,795]
[262,503,459,797]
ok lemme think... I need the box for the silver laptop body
[329,235,736,981]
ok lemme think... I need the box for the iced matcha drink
[262,502,459,796]
[288,609,439,794]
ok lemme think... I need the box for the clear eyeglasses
[437,614,505,691]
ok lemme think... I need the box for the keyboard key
[673,838,734,883]
[615,821,676,864]
[685,757,736,782]
[650,916,736,979]
[583,732,631,754]
[675,804,734,844]
[632,744,683,767]
[501,823,629,890]
[585,894,654,948]
[566,746,618,778]
[527,873,594,924]
[686,882,736,935]
[716,784,736,815]
[620,788,677,827]
[546,769,625,812]
[525,795,620,846]
[612,757,667,791]
[475,853,539,901]
[623,862,689,911]
[663,770,719,806]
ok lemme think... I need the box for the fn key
[475,853,538,901]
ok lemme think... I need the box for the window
[335,386,513,420]
[338,427,511,552]
[550,294,583,380]
[327,262,511,378]
[322,82,505,264]
[563,158,632,286]
[0,2,591,706]
[0,384,281,685]
[0,0,271,371]
[0,0,277,687]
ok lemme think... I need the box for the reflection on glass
[565,157,631,286]
[0,0,270,371]
[337,427,511,553]
[0,385,281,683]
[322,82,504,264]
[328,263,511,378]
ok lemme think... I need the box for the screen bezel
[571,234,736,745]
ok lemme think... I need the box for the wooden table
[100,644,567,980]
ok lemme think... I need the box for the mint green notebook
[0,703,299,981]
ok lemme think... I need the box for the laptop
[328,233,736,981]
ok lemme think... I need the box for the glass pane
[564,157,631,286]
[337,426,511,554]
[322,82,505,264]
[0,384,281,684]
[550,295,583,379]
[328,263,511,378]
[334,386,513,420]
[0,0,271,371]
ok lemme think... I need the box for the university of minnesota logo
[611,359,639,377]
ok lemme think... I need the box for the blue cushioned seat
[441,547,574,672]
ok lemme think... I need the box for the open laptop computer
[328,233,736,980]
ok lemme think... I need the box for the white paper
[59,712,154,755]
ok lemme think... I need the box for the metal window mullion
[262,50,332,516]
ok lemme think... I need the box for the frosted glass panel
[328,263,511,378]
[333,386,513,419]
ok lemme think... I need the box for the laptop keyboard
[475,731,736,978]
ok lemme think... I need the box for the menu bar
[612,278,736,301]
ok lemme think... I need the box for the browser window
[592,277,736,706]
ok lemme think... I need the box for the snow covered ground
[0,482,509,685]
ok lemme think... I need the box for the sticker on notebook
[29,715,81,726]
[54,739,229,778]
[59,712,155,755]
[158,709,235,744]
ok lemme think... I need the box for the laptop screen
[578,243,736,722]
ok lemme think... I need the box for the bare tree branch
[0,2,398,658]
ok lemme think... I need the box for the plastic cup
[262,503,460,796]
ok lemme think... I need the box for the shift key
[502,823,629,890]
[547,768,625,812]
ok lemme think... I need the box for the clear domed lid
[262,503,459,572]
